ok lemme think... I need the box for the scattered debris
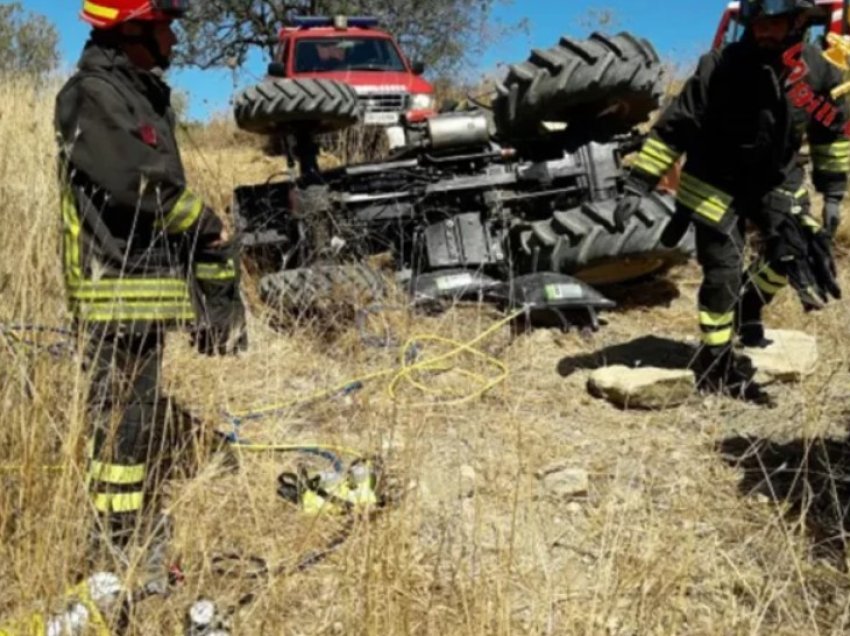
[185,598,231,636]
[740,329,818,383]
[587,365,695,409]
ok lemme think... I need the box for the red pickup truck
[269,15,437,129]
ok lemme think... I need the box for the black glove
[613,177,652,232]
[767,210,841,312]
[807,229,842,302]
[190,243,248,356]
[782,256,828,311]
[823,196,843,237]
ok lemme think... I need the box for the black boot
[737,282,774,348]
[693,345,774,406]
[738,322,773,349]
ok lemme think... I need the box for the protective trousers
[84,327,165,544]
[694,212,789,368]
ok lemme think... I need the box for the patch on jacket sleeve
[139,123,158,147]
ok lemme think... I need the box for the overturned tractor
[231,32,693,328]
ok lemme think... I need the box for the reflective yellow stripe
[813,141,850,155]
[158,189,204,234]
[61,190,82,283]
[195,260,237,281]
[641,146,677,165]
[699,310,734,328]
[89,461,145,486]
[70,279,191,301]
[83,1,119,19]
[813,157,850,172]
[633,138,681,177]
[754,275,785,296]
[72,279,188,291]
[757,264,787,286]
[800,214,822,230]
[812,142,850,172]
[702,328,733,346]
[92,492,144,514]
[72,300,196,322]
[677,174,732,224]
[633,154,669,177]
[645,138,681,161]
[752,260,787,295]
[676,188,728,223]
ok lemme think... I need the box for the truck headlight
[410,93,434,110]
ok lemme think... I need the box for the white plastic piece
[46,603,89,636]
[188,599,217,627]
[87,572,124,604]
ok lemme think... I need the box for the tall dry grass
[0,74,90,616]
[4,71,850,635]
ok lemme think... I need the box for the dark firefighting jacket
[54,41,236,330]
[631,36,850,232]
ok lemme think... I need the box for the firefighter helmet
[81,0,189,29]
[740,0,817,20]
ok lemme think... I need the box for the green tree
[0,2,59,76]
[176,0,519,76]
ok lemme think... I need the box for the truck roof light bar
[290,15,380,29]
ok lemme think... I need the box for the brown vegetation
[5,74,850,634]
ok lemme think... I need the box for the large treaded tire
[517,193,694,286]
[494,32,664,142]
[234,78,361,135]
[260,264,384,314]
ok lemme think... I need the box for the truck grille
[359,92,409,113]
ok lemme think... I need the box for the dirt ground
[130,253,850,635]
[4,77,850,634]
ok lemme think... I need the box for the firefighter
[54,0,246,565]
[615,0,847,403]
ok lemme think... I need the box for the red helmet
[81,0,189,29]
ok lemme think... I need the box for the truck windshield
[294,37,407,73]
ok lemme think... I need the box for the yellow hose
[227,308,522,420]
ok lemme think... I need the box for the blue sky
[22,0,725,120]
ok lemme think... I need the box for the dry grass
[6,72,850,635]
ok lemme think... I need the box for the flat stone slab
[587,365,695,410]
[536,463,589,499]
[740,329,818,383]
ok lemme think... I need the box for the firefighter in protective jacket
[616,0,847,403]
[54,0,246,561]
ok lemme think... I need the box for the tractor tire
[517,192,694,286]
[234,78,361,135]
[259,264,385,314]
[493,32,664,143]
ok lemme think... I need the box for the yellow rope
[226,443,363,458]
[227,308,523,420]
[1,311,523,473]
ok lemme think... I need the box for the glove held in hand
[190,243,248,356]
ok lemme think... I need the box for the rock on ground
[740,329,818,383]
[587,365,695,410]
[537,463,590,499]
